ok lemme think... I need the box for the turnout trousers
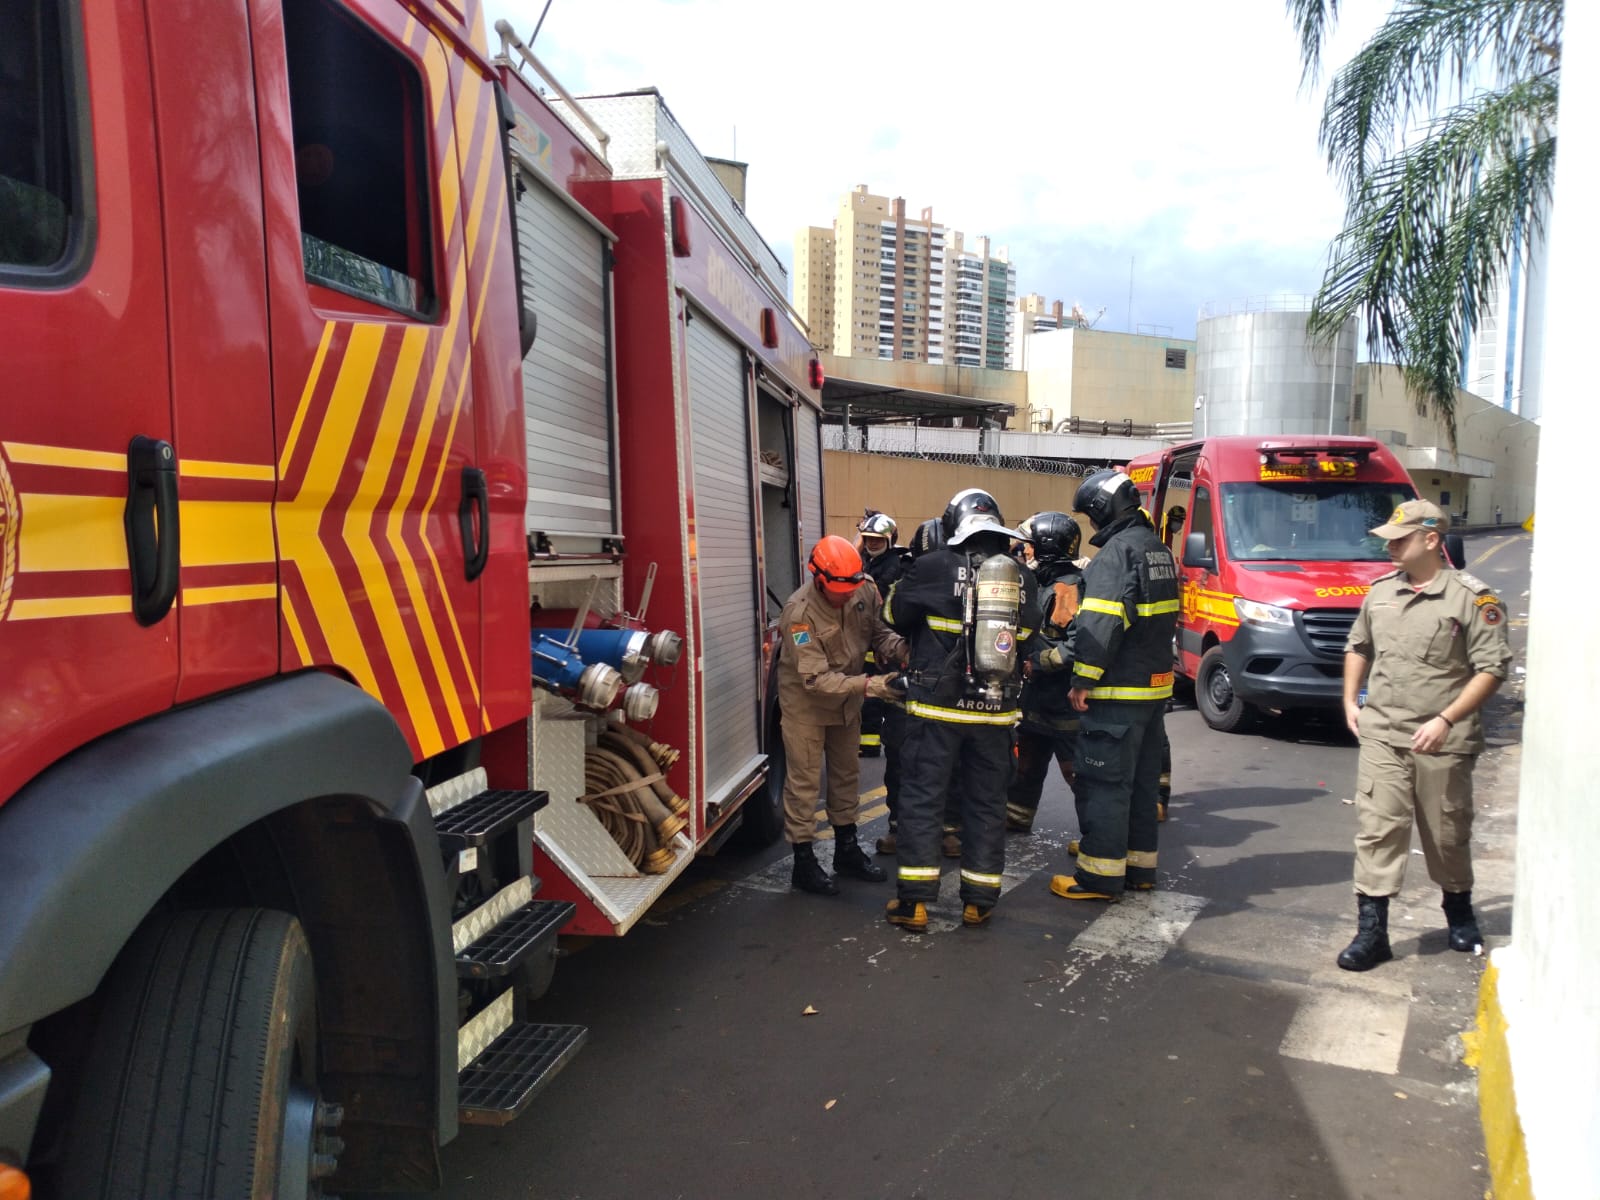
[1072,700,1166,894]
[1006,718,1078,832]
[895,715,1012,911]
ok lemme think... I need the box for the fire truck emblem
[0,445,17,623]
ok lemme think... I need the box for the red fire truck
[1126,436,1418,732]
[0,2,822,1194]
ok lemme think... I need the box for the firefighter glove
[866,675,898,701]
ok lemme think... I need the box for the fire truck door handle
[124,435,181,626]
[459,466,489,582]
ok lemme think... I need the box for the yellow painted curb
[1470,960,1533,1200]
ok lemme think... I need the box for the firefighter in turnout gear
[876,518,967,858]
[1049,471,1181,901]
[777,536,907,895]
[857,510,903,770]
[1006,512,1085,836]
[883,490,1042,930]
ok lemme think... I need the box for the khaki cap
[1371,499,1450,539]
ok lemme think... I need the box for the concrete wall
[1483,11,1600,1196]
[1023,327,1196,431]
[823,449,1090,549]
[1358,365,1539,526]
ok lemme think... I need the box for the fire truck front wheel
[1196,645,1255,733]
[61,908,338,1199]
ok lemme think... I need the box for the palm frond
[1307,76,1559,443]
[1318,0,1562,197]
[1286,0,1342,85]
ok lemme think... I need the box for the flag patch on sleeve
[791,624,813,646]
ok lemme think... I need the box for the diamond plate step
[433,788,548,852]
[458,1022,588,1126]
[456,899,575,979]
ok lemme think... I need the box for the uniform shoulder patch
[790,623,813,646]
[1480,603,1504,626]
[1455,570,1493,595]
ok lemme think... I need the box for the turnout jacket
[1021,560,1084,727]
[861,546,908,677]
[1071,512,1181,701]
[883,545,1043,725]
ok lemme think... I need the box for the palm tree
[1288,0,1561,440]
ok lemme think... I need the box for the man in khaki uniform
[1338,500,1512,970]
[778,535,907,895]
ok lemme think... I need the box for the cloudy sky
[483,0,1391,340]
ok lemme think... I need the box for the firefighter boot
[1336,894,1393,971]
[791,842,840,896]
[832,825,887,882]
[886,897,929,932]
[875,827,897,856]
[1442,891,1483,952]
[941,828,963,858]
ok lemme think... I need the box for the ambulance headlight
[1233,598,1295,629]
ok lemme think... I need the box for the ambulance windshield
[1219,482,1418,562]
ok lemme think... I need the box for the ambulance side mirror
[1183,532,1214,572]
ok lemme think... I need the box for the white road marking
[1069,891,1208,964]
[1279,987,1410,1074]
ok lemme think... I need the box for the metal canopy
[820,374,1015,425]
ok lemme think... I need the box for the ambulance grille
[1301,608,1357,657]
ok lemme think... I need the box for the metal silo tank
[1195,298,1358,436]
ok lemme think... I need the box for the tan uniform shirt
[776,581,906,727]
[1346,567,1512,754]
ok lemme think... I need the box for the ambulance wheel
[1197,645,1253,733]
[732,708,786,849]
[62,908,336,1199]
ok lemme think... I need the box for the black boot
[1336,893,1393,971]
[1442,891,1483,952]
[831,825,887,882]
[791,842,840,896]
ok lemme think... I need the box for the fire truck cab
[1128,436,1419,731]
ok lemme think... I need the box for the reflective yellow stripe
[1019,627,1034,639]
[182,583,277,607]
[898,866,941,881]
[859,733,882,746]
[960,869,1003,888]
[1074,663,1106,680]
[882,582,899,624]
[1081,597,1129,629]
[926,615,962,633]
[907,700,1020,726]
[864,651,877,664]
[1078,853,1126,877]
[1127,850,1158,868]
[1088,684,1174,701]
[1137,600,1181,617]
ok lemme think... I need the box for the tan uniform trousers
[781,720,863,844]
[1354,738,1476,896]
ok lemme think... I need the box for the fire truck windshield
[1219,481,1418,562]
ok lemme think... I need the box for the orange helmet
[808,535,865,597]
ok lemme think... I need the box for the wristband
[1436,713,1454,728]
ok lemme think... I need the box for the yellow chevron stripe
[184,500,275,567]
[181,459,275,482]
[470,185,506,341]
[344,324,446,754]
[7,594,127,620]
[16,494,124,572]
[424,35,450,123]
[183,583,276,606]
[279,323,384,697]
[280,321,336,476]
[282,586,312,667]
[3,443,124,471]
[463,83,496,254]
[419,347,483,711]
[386,268,476,736]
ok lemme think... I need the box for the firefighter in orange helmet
[776,536,908,895]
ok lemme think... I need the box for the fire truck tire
[1196,645,1254,733]
[61,908,334,1200]
[732,709,786,849]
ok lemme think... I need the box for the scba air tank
[969,553,1023,701]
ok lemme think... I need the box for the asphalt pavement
[402,529,1531,1200]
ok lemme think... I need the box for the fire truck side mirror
[520,308,538,357]
[1182,531,1214,572]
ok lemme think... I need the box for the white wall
[1497,4,1600,1193]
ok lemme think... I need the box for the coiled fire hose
[579,743,686,874]
[603,721,681,772]
[598,731,689,817]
